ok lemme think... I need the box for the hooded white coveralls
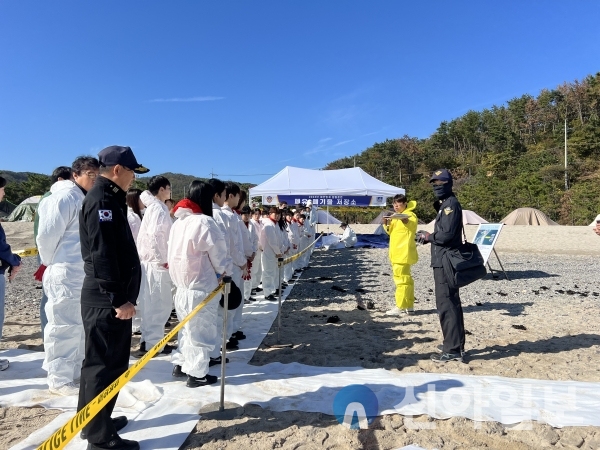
[136,191,173,349]
[250,218,264,289]
[127,207,143,332]
[37,180,85,389]
[168,207,231,377]
[259,219,283,297]
[209,203,236,359]
[300,221,315,268]
[220,205,248,335]
[243,220,259,301]
[334,226,358,248]
[284,220,300,282]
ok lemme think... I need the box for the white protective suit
[300,220,315,268]
[279,224,291,283]
[307,203,318,252]
[209,203,237,359]
[221,205,248,334]
[283,220,300,282]
[127,207,142,243]
[259,219,284,297]
[168,206,230,378]
[340,226,358,247]
[250,218,264,290]
[243,220,259,301]
[36,180,85,389]
[136,191,173,349]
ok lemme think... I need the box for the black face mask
[433,183,452,199]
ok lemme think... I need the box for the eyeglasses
[432,180,448,186]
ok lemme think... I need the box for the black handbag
[442,227,487,289]
[219,280,242,310]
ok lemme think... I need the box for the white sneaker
[385,308,402,316]
[0,359,9,371]
[49,382,80,396]
[405,308,415,315]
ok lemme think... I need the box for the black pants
[433,267,465,354]
[78,303,132,444]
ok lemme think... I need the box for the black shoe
[287,279,295,284]
[255,287,263,292]
[430,352,464,363]
[164,321,172,328]
[436,344,466,356]
[225,341,239,350]
[264,294,277,301]
[251,289,257,295]
[132,330,141,336]
[282,282,288,287]
[232,331,246,340]
[131,342,146,359]
[228,337,239,346]
[87,437,139,450]
[81,416,128,440]
[172,365,186,378]
[248,296,257,302]
[186,374,218,388]
[209,356,229,367]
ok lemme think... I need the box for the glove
[415,230,431,245]
[34,264,47,282]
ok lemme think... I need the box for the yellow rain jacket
[384,200,418,265]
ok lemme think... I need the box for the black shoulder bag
[442,227,487,289]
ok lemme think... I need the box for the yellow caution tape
[280,235,322,266]
[14,247,39,258]
[36,281,225,450]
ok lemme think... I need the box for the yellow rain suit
[384,200,418,309]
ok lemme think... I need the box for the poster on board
[472,223,503,265]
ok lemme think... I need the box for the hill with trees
[325,72,600,225]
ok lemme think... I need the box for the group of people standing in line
[0,145,321,449]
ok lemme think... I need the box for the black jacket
[0,224,21,275]
[429,194,463,268]
[79,176,141,308]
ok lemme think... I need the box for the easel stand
[487,248,509,281]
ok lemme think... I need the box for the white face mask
[140,208,146,216]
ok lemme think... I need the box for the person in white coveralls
[36,156,100,396]
[133,176,173,358]
[168,181,231,387]
[260,207,284,300]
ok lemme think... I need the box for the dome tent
[6,195,41,222]
[501,208,559,226]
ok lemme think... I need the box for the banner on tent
[263,195,386,207]
[472,223,503,265]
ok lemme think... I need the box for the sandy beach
[1,222,600,449]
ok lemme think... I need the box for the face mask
[433,183,452,199]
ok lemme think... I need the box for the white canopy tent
[250,166,404,203]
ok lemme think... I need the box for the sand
[2,223,600,450]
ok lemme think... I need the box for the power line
[217,173,276,177]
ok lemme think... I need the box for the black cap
[340,222,348,228]
[98,146,149,174]
[429,169,452,183]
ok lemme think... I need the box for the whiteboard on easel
[472,223,503,265]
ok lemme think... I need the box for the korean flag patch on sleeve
[99,210,113,222]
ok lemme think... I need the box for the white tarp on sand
[4,274,600,449]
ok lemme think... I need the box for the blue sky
[1,1,599,185]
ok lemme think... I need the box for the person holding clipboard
[383,194,418,316]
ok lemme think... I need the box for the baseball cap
[98,146,149,174]
[429,169,452,183]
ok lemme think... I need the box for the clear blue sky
[1,1,599,185]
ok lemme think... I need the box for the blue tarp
[315,233,389,249]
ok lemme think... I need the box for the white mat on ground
[4,275,600,449]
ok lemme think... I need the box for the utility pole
[564,118,568,190]
[210,168,218,178]
[353,156,356,168]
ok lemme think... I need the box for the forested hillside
[325,72,600,225]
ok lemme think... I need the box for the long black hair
[188,180,214,217]
[126,188,143,221]
[0,176,6,189]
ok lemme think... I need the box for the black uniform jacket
[429,194,463,268]
[79,176,141,309]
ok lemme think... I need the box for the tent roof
[249,166,405,197]
[428,210,489,226]
[501,208,559,225]
[20,195,42,205]
[370,210,395,224]
[589,214,600,226]
[316,209,341,225]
